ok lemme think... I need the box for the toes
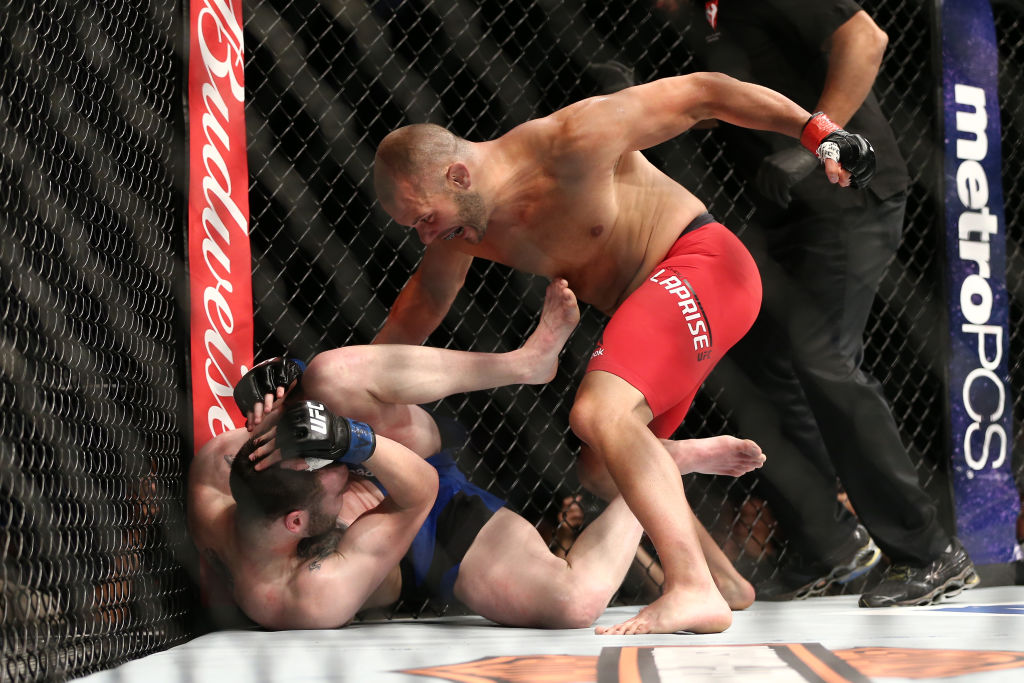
[596,616,647,636]
[597,622,624,636]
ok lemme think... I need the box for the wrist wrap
[800,112,840,154]
[278,400,377,470]
[799,111,876,188]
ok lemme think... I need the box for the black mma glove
[755,146,819,207]
[277,400,377,471]
[800,112,877,189]
[233,357,306,414]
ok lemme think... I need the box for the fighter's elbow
[688,71,738,96]
[390,454,439,512]
[410,470,440,520]
[419,468,440,506]
[836,12,888,65]
[854,19,888,64]
[870,26,889,61]
[685,72,743,119]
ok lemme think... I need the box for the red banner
[187,0,253,451]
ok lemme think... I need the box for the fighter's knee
[556,584,611,628]
[568,392,604,444]
[300,352,329,394]
[556,609,600,630]
[570,393,640,453]
[302,347,365,396]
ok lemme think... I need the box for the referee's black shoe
[859,538,979,608]
[757,525,881,601]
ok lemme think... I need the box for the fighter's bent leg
[578,434,761,611]
[455,498,642,629]
[297,279,580,453]
[579,437,764,496]
[570,371,732,635]
[302,279,579,410]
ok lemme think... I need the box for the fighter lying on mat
[186,280,765,630]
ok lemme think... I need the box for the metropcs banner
[187,0,253,450]
[940,0,1019,564]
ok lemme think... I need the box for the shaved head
[373,123,467,206]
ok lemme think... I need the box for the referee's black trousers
[715,191,950,567]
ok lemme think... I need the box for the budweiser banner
[188,0,253,450]
[940,0,1020,564]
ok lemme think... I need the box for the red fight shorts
[585,218,762,438]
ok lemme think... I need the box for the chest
[481,179,618,269]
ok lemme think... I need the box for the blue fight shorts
[397,450,506,604]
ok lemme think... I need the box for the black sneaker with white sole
[859,537,979,608]
[757,524,882,601]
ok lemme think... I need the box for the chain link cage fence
[0,1,193,681]
[998,0,1024,568]
[243,0,1024,615]
[1,0,1023,680]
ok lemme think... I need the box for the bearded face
[304,496,340,537]
[450,186,487,241]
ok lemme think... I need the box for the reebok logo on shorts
[649,268,713,361]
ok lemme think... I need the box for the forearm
[362,436,438,511]
[373,253,468,345]
[614,73,810,152]
[373,275,445,346]
[696,72,809,140]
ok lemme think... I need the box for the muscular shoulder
[190,429,248,490]
[510,97,623,166]
[187,429,247,534]
[250,538,359,630]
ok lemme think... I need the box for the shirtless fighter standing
[372,72,874,634]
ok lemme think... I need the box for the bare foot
[521,279,580,383]
[663,436,765,477]
[595,585,732,635]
